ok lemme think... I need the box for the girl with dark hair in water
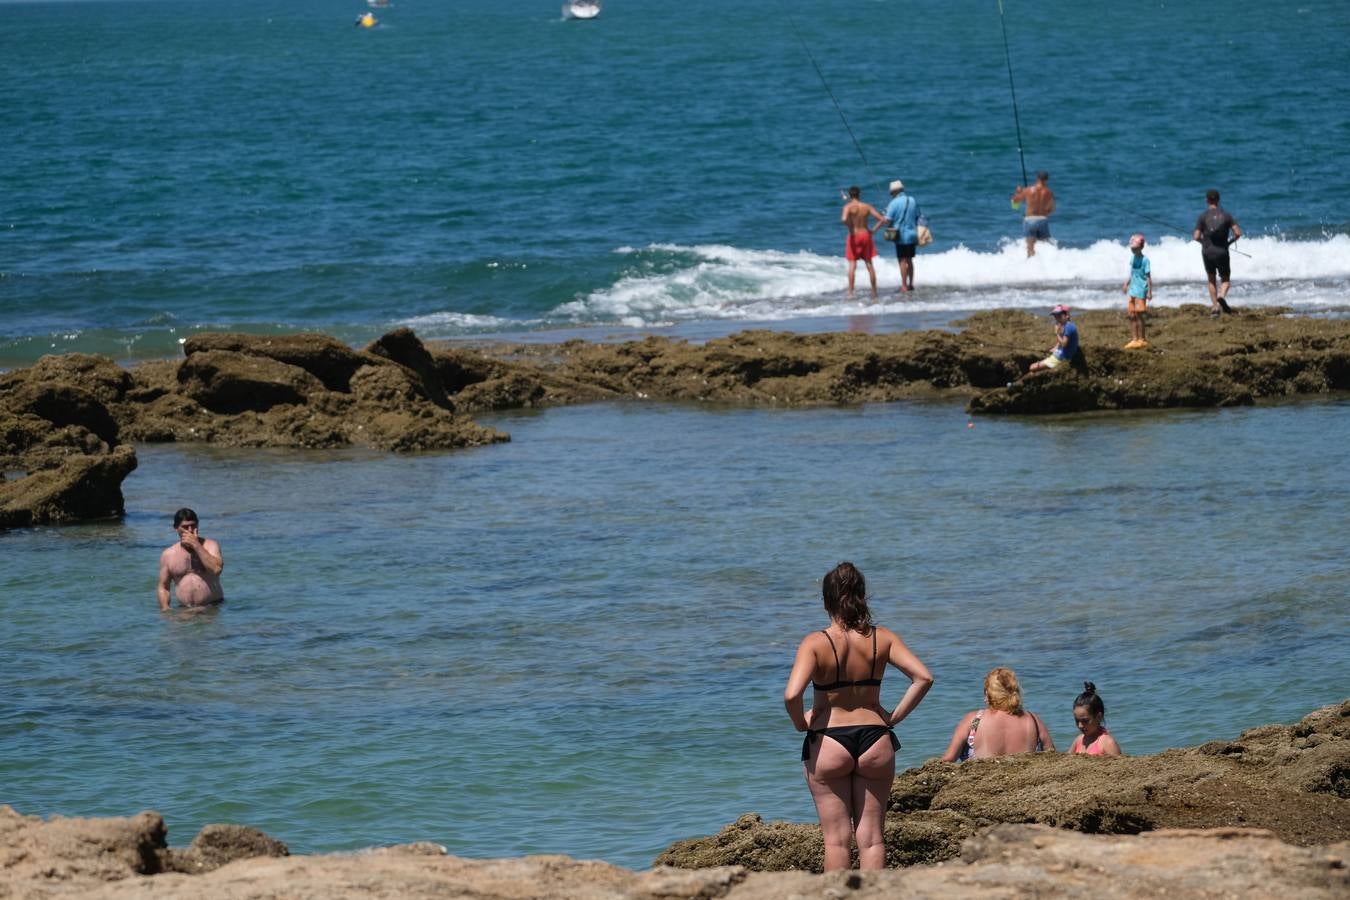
[784,562,933,871]
[1069,682,1121,756]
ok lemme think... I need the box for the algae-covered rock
[183,332,370,393]
[0,445,138,527]
[658,701,1350,872]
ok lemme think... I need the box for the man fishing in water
[1011,170,1055,257]
[841,186,885,299]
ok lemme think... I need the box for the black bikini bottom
[802,724,900,762]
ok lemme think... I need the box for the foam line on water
[552,236,1350,327]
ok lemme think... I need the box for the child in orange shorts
[1121,233,1152,349]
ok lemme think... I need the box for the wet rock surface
[0,331,507,527]
[2,816,1346,899]
[498,306,1350,415]
[3,309,1347,527]
[655,700,1350,873]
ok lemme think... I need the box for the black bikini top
[812,628,883,691]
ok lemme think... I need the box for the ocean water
[2,0,1350,873]
[3,401,1349,867]
[3,0,1350,366]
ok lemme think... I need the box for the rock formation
[4,308,1348,527]
[1,703,1347,897]
[656,700,1350,872]
[0,330,508,527]
[1,812,1345,898]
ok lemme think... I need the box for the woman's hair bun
[1082,681,1096,694]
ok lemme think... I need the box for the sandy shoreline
[3,701,1346,898]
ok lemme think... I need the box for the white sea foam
[397,310,535,331]
[555,235,1350,327]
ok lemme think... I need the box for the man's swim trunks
[846,230,877,261]
[1023,216,1051,240]
[1202,252,1231,281]
[895,242,917,260]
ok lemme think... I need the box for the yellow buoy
[356,12,377,28]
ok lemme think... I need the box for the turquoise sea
[2,0,1349,871]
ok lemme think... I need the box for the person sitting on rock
[941,667,1055,762]
[1068,681,1121,756]
[1029,304,1079,372]
[157,507,224,611]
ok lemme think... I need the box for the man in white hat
[881,179,922,292]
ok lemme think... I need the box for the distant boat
[367,0,389,7]
[563,0,600,20]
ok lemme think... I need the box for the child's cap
[1129,233,1146,249]
[1050,304,1070,316]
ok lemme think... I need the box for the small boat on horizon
[563,0,600,20]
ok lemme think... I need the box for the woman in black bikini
[784,562,933,871]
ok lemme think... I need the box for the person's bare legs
[1205,270,1219,312]
[847,260,858,297]
[851,739,896,870]
[900,257,914,292]
[864,259,878,299]
[1026,235,1036,257]
[805,738,858,871]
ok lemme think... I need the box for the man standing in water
[157,507,224,611]
[882,179,921,292]
[1194,188,1243,317]
[841,185,885,299]
[1011,170,1056,257]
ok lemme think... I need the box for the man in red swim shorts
[841,185,885,299]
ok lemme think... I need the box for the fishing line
[788,15,886,198]
[963,336,1040,355]
[996,0,1029,191]
[1121,208,1253,258]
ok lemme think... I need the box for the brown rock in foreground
[0,353,141,528]
[1,807,1345,900]
[2,704,1346,897]
[657,700,1350,872]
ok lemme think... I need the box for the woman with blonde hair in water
[784,562,933,870]
[941,667,1056,762]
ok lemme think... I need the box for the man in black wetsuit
[1193,188,1244,317]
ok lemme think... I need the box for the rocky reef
[0,329,509,527]
[3,307,1347,527]
[0,811,1345,900]
[1,703,1346,898]
[656,700,1350,873]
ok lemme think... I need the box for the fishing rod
[787,15,886,199]
[1123,208,1253,258]
[996,0,1029,192]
